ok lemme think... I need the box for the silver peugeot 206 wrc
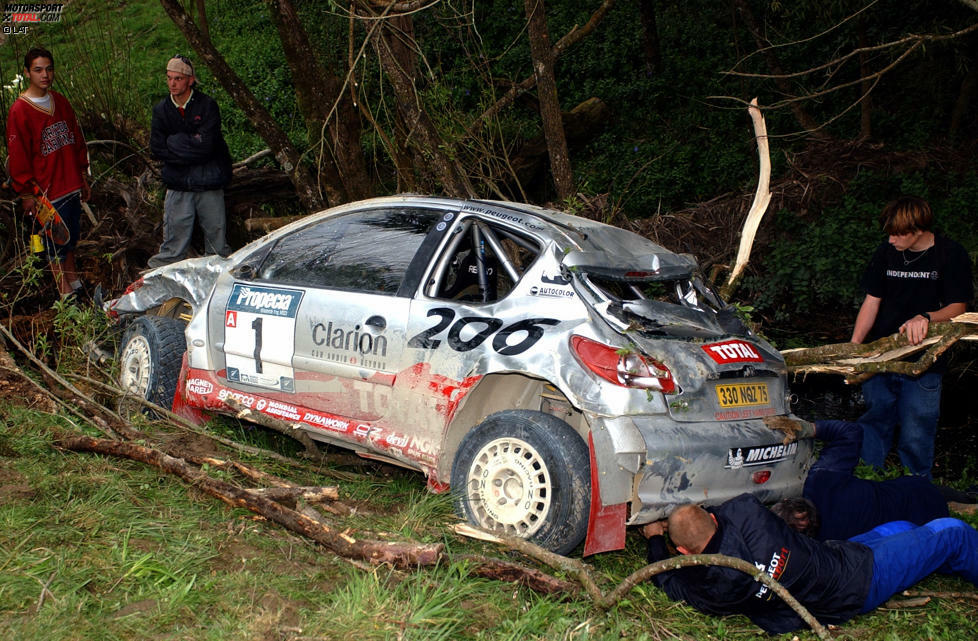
[107,195,814,555]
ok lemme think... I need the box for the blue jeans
[44,192,82,260]
[858,518,978,612]
[859,371,942,478]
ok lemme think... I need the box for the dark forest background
[0,0,976,346]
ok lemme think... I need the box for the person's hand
[899,314,930,345]
[21,195,35,215]
[80,175,91,202]
[640,521,668,538]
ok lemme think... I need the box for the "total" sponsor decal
[702,339,763,364]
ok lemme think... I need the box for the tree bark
[58,435,445,568]
[467,0,617,140]
[159,0,324,212]
[364,10,475,197]
[524,0,574,200]
[639,0,662,74]
[265,0,374,205]
[782,315,978,383]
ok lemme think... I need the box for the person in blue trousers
[770,420,966,541]
[642,494,978,634]
[850,196,973,479]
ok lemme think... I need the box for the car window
[258,208,441,294]
[427,217,541,303]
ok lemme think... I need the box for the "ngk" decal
[702,340,763,364]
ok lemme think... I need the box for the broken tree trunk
[783,314,978,384]
[58,435,444,568]
[720,97,772,300]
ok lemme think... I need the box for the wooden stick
[721,98,772,298]
[58,434,444,568]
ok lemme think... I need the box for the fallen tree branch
[454,553,579,595]
[57,434,444,568]
[66,373,369,481]
[453,524,830,639]
[246,485,340,504]
[903,589,978,602]
[224,397,322,458]
[783,315,978,383]
[0,323,141,440]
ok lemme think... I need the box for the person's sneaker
[71,281,90,303]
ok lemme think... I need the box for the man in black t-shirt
[850,196,973,478]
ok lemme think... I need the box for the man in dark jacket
[147,55,232,268]
[772,420,958,541]
[643,494,978,634]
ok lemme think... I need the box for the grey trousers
[148,189,231,268]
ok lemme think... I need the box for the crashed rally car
[107,195,814,555]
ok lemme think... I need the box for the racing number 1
[252,317,264,373]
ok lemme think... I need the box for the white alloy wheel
[119,334,153,396]
[464,436,553,537]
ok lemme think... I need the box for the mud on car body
[108,195,814,555]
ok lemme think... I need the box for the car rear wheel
[117,316,187,417]
[451,410,590,555]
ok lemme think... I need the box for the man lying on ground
[642,493,978,634]
[772,420,976,540]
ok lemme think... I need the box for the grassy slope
[1,406,977,641]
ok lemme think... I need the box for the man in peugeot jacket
[642,494,978,634]
[147,55,232,268]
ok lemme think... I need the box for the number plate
[715,382,770,408]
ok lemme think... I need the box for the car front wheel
[117,316,187,417]
[451,410,590,555]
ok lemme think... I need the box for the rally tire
[451,410,590,555]
[117,316,187,417]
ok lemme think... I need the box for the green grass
[1,404,977,641]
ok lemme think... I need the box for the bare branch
[717,20,978,127]
[466,0,617,139]
[721,98,772,298]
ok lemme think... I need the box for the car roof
[242,195,696,275]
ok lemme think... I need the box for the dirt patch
[0,345,59,414]
[0,461,35,503]
[156,430,226,460]
[111,598,159,619]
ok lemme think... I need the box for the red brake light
[570,335,676,394]
[752,470,771,484]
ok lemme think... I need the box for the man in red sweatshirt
[7,47,90,300]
